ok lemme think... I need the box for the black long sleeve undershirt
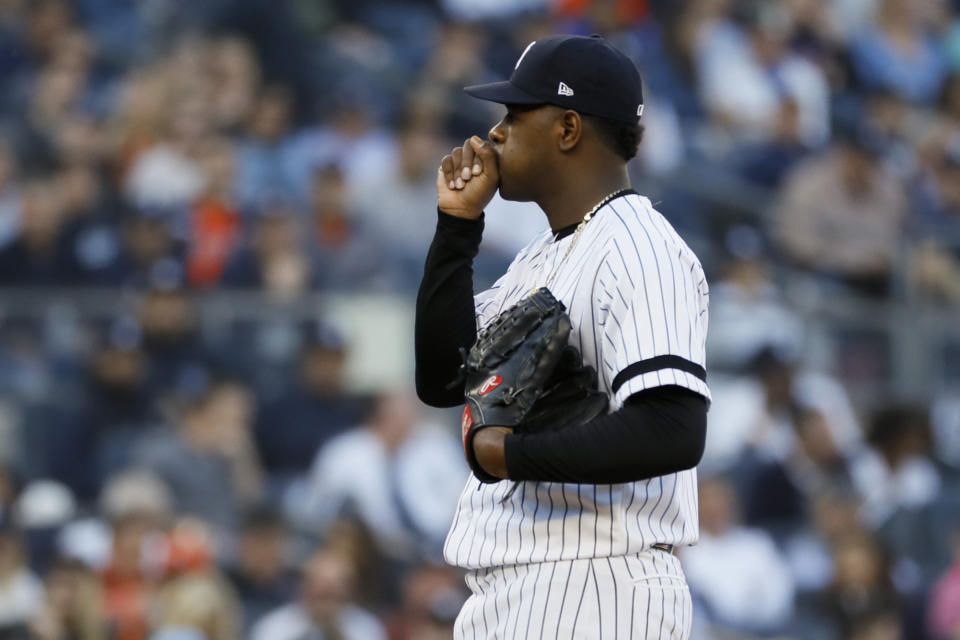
[414,210,482,407]
[504,385,707,484]
[415,210,708,484]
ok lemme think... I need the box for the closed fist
[437,135,499,220]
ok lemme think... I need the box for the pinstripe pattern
[445,194,709,570]
[453,549,691,639]
[446,193,706,639]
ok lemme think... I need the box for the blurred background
[0,0,958,639]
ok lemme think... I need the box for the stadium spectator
[14,480,77,575]
[910,137,960,301]
[821,531,901,639]
[744,407,854,537]
[696,1,830,148]
[0,178,72,286]
[772,121,907,295]
[682,474,796,633]
[0,139,20,251]
[291,391,463,562]
[234,85,296,213]
[103,211,184,289]
[705,228,803,369]
[99,513,160,640]
[220,200,310,298]
[185,140,242,289]
[704,345,862,471]
[208,36,261,133]
[352,114,447,284]
[0,465,18,522]
[249,546,386,640]
[848,610,904,640]
[851,404,940,527]
[149,519,240,640]
[254,324,363,476]
[28,319,157,500]
[224,507,297,632]
[134,379,263,531]
[732,97,815,188]
[29,557,106,640]
[0,526,44,635]
[284,101,397,208]
[135,285,208,394]
[928,530,960,640]
[939,72,960,134]
[782,489,863,597]
[148,574,239,640]
[412,22,497,141]
[386,563,467,640]
[307,164,389,291]
[848,0,947,104]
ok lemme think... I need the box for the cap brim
[463,81,543,105]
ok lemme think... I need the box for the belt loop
[651,543,676,555]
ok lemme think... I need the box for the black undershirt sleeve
[504,385,707,484]
[414,210,483,407]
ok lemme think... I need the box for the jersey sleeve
[596,242,711,409]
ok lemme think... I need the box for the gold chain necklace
[535,188,630,294]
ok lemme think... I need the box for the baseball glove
[520,344,609,436]
[458,288,608,483]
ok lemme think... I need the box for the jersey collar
[551,189,636,242]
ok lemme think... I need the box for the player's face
[488,104,557,202]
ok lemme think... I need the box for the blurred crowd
[0,0,959,639]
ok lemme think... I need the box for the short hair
[583,114,645,162]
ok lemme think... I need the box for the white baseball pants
[454,549,692,639]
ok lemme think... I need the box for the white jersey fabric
[454,548,692,639]
[444,192,710,570]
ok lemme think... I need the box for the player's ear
[557,109,581,152]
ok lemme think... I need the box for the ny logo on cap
[637,104,644,117]
[558,82,574,97]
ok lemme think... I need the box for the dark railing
[0,282,957,406]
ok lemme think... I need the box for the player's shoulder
[515,228,553,263]
[476,229,553,306]
[597,193,704,271]
[598,193,664,239]
[498,228,553,277]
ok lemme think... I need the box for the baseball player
[415,34,710,639]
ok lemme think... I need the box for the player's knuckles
[460,141,475,166]
[436,171,452,193]
[477,141,497,160]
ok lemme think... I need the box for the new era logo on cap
[464,34,644,124]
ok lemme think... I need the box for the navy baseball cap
[464,34,644,124]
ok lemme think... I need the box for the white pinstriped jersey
[444,192,710,570]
